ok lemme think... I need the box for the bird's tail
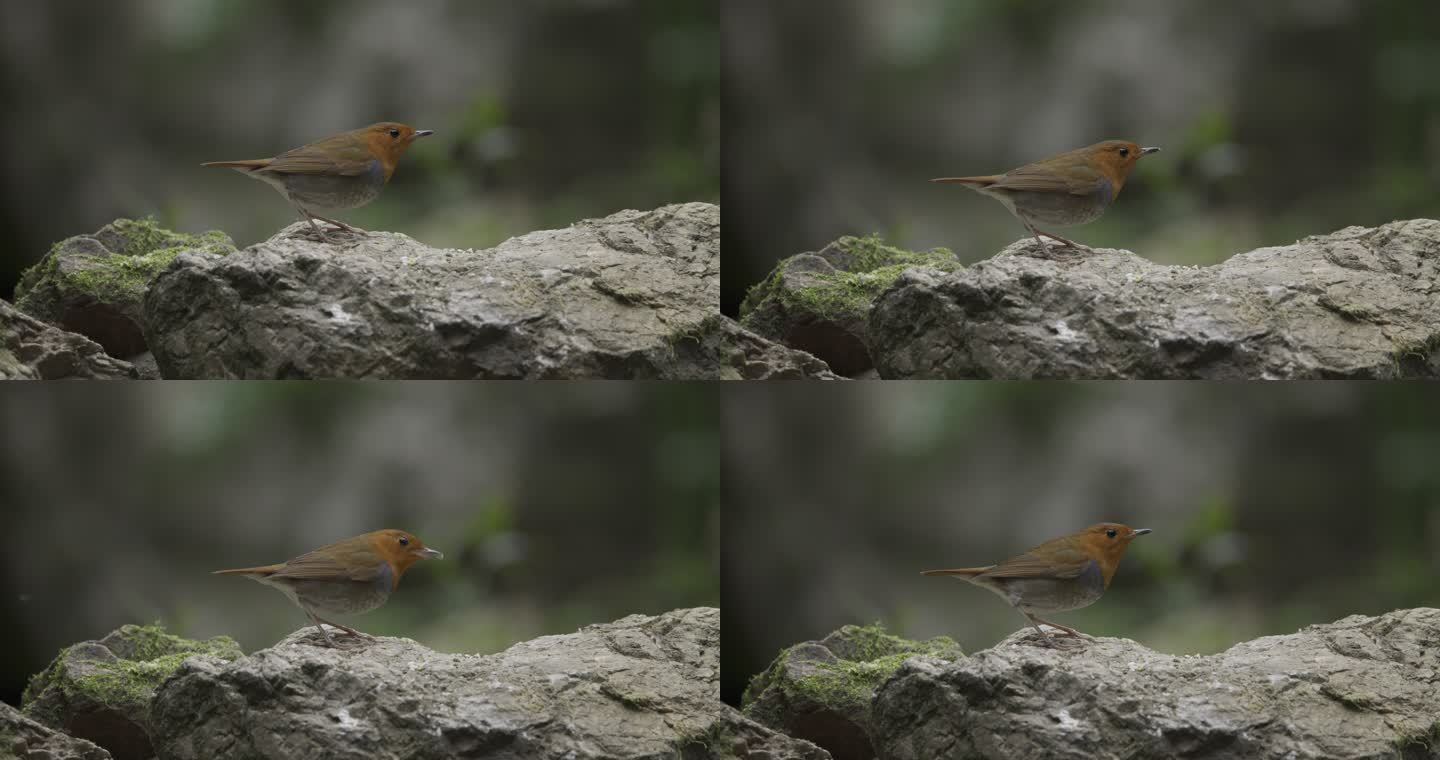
[200,159,272,170]
[920,566,992,577]
[928,175,999,187]
[213,564,284,576]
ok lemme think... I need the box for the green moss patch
[17,218,233,312]
[740,235,959,324]
[22,623,242,757]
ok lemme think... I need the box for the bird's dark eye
[399,536,409,546]
[389,128,400,138]
[1105,528,1118,538]
[1117,147,1129,157]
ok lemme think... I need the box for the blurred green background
[0,0,719,301]
[0,383,720,708]
[722,0,1440,315]
[720,383,1440,706]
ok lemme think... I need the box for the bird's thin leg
[1018,220,1055,255]
[1034,228,1084,248]
[306,212,362,234]
[290,204,332,242]
[1028,615,1087,638]
[311,615,374,640]
[304,610,338,646]
[1018,611,1057,646]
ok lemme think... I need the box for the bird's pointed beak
[1140,147,1161,156]
[418,547,443,559]
[1132,528,1153,536]
[414,130,435,138]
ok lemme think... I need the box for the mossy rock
[742,623,961,760]
[21,623,242,760]
[738,236,960,376]
[14,218,234,358]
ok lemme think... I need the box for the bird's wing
[987,161,1102,196]
[261,134,377,177]
[978,547,1095,580]
[266,548,383,583]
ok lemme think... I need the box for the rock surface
[865,608,1440,760]
[0,298,137,379]
[21,624,242,760]
[151,607,815,760]
[869,219,1440,378]
[0,702,113,760]
[742,624,961,760]
[14,219,235,359]
[143,203,725,379]
[739,236,959,377]
[685,316,841,380]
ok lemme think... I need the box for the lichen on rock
[739,235,960,376]
[21,623,242,760]
[742,623,962,760]
[14,218,235,358]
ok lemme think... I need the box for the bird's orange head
[365,529,443,587]
[1082,140,1160,192]
[361,122,434,179]
[1073,522,1151,587]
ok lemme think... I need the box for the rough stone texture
[741,625,961,760]
[0,298,138,379]
[700,712,834,760]
[152,607,809,760]
[14,219,235,358]
[867,608,1440,760]
[0,702,113,760]
[21,624,242,760]
[739,236,959,376]
[144,203,724,379]
[869,219,1440,379]
[679,316,841,380]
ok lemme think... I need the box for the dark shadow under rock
[674,315,841,380]
[0,701,112,760]
[0,298,137,379]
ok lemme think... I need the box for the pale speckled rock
[870,219,1440,379]
[872,608,1440,760]
[0,298,137,379]
[143,203,722,378]
[151,607,817,760]
[0,702,112,760]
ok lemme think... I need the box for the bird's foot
[314,616,375,641]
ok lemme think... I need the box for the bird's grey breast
[1011,177,1113,227]
[1008,559,1106,613]
[280,159,386,210]
[289,562,393,616]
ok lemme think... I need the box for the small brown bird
[214,529,442,646]
[202,122,434,242]
[922,523,1150,644]
[931,140,1160,254]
